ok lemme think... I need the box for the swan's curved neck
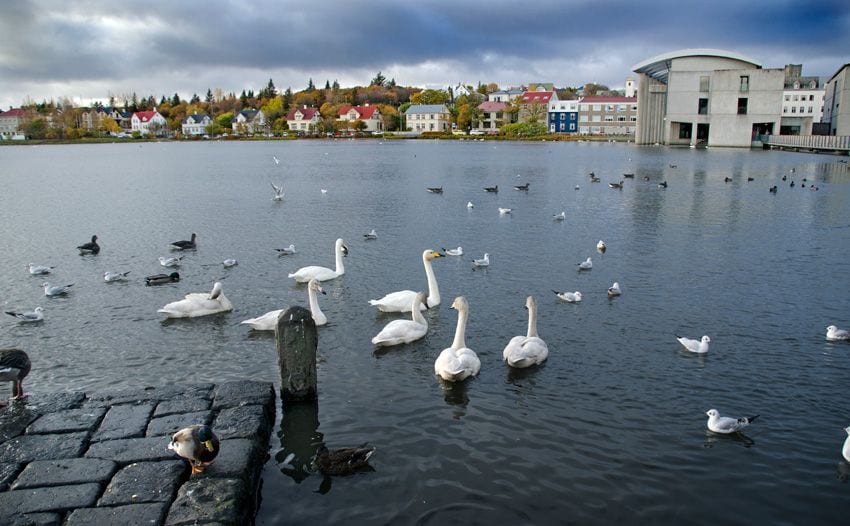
[423,256,440,304]
[308,288,324,319]
[411,299,426,324]
[526,303,538,338]
[334,245,345,274]
[451,307,468,349]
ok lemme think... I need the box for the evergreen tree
[332,80,340,90]
[325,80,331,90]
[283,88,293,111]
[240,90,248,106]
[307,78,315,92]
[171,93,181,106]
[190,93,200,104]
[130,93,138,113]
[205,89,214,103]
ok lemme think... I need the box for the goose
[241,279,327,330]
[623,173,635,178]
[790,181,795,188]
[104,271,130,282]
[499,207,512,215]
[503,296,549,368]
[472,253,490,268]
[782,175,787,181]
[371,292,429,347]
[0,348,30,407]
[553,290,581,303]
[222,259,238,268]
[513,182,530,191]
[609,181,624,189]
[607,282,622,297]
[364,229,378,240]
[168,424,220,474]
[677,335,710,354]
[434,296,480,382]
[705,409,758,434]
[658,181,668,188]
[553,211,566,221]
[43,282,73,297]
[5,307,44,323]
[826,325,850,341]
[271,183,285,201]
[747,177,754,182]
[843,427,850,463]
[171,233,197,250]
[275,244,297,256]
[669,163,678,168]
[145,272,180,285]
[443,247,463,256]
[315,444,375,476]
[369,249,442,312]
[466,201,474,209]
[577,257,592,270]
[484,185,498,193]
[590,175,600,183]
[77,235,100,254]
[159,256,183,268]
[288,238,349,282]
[575,185,580,190]
[426,186,443,194]
[27,264,53,275]
[724,177,732,183]
[597,240,606,253]
[157,281,233,318]
[769,186,777,193]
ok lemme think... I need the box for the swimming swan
[241,279,327,329]
[157,281,233,318]
[288,238,349,283]
[434,296,480,382]
[371,292,429,347]
[503,295,549,368]
[369,249,442,312]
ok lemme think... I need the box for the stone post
[276,306,317,402]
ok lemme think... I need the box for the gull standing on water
[677,335,710,354]
[705,409,759,434]
[43,282,73,297]
[826,325,850,341]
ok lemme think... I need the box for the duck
[843,427,850,463]
[275,244,296,256]
[472,253,490,268]
[271,183,285,201]
[658,181,668,188]
[607,282,622,297]
[590,174,601,183]
[159,256,183,268]
[27,264,53,275]
[104,271,130,282]
[443,247,463,256]
[241,279,327,330]
[503,296,549,368]
[0,348,31,407]
[369,250,442,312]
[371,292,429,347]
[364,229,378,240]
[42,282,73,297]
[826,325,850,341]
[426,186,443,194]
[498,207,512,215]
[77,235,100,254]
[553,211,566,221]
[747,177,754,182]
[483,185,498,193]
[769,185,777,193]
[168,424,220,474]
[676,335,710,354]
[157,281,233,318]
[597,240,606,253]
[553,290,581,303]
[724,177,732,183]
[705,409,758,434]
[623,173,635,179]
[145,272,180,285]
[435,296,480,382]
[314,444,375,476]
[5,307,44,323]
[171,233,197,250]
[609,181,624,189]
[289,238,349,283]
[513,182,530,191]
[577,257,592,270]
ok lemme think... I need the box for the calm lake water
[1,140,850,524]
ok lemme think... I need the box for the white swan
[843,426,850,462]
[241,279,327,329]
[435,296,480,382]
[369,249,442,312]
[677,335,710,354]
[288,238,348,282]
[371,292,429,347]
[503,296,549,368]
[158,281,233,318]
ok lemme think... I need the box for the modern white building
[404,104,450,134]
[632,49,784,147]
[823,63,850,136]
[577,96,637,135]
[780,64,824,135]
[181,114,211,136]
[131,110,167,136]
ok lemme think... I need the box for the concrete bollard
[276,306,318,402]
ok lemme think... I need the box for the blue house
[548,100,579,133]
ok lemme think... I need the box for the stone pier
[0,380,275,525]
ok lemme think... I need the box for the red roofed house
[519,90,558,122]
[287,106,322,132]
[475,101,514,133]
[337,104,383,132]
[577,96,638,135]
[0,108,25,139]
[131,110,167,136]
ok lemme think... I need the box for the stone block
[0,408,40,445]
[195,439,264,492]
[26,407,106,434]
[66,502,168,526]
[146,411,212,438]
[98,460,186,506]
[91,403,155,442]
[214,405,271,440]
[0,483,100,519]
[85,437,174,465]
[0,461,22,491]
[11,458,117,490]
[86,384,213,407]
[8,512,61,526]
[211,381,274,411]
[153,397,211,418]
[25,392,86,414]
[0,433,88,463]
[165,478,248,525]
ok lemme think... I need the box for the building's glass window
[740,76,749,92]
[808,107,813,113]
[593,104,601,111]
[785,95,791,101]
[560,113,565,121]
[737,98,748,115]
[592,115,601,122]
[791,106,797,113]
[809,95,815,101]
[698,98,708,115]
[699,76,710,92]
[793,95,799,101]
[604,115,614,122]
[783,107,788,113]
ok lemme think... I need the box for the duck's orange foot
[191,464,204,474]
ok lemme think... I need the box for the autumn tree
[411,89,449,105]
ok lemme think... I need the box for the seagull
[513,182,530,191]
[472,253,490,268]
[574,185,580,190]
[271,183,285,201]
[577,257,592,270]
[826,325,850,341]
[5,307,44,323]
[42,282,73,297]
[77,235,100,254]
[658,181,668,188]
[273,155,280,164]
[484,185,498,193]
[426,186,443,194]
[275,244,296,256]
[27,264,53,275]
[843,427,850,463]
[553,211,566,221]
[223,259,238,268]
[103,271,130,282]
[321,188,328,194]
[607,282,621,297]
[552,290,582,303]
[364,229,378,240]
[159,256,183,268]
[171,233,197,250]
[466,201,474,209]
[677,335,710,353]
[597,240,606,253]
[705,409,758,434]
[443,247,463,256]
[499,207,512,215]
[609,181,624,189]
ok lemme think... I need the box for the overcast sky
[1,0,848,109]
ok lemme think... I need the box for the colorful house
[337,104,383,133]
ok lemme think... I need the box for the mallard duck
[168,424,220,474]
[171,233,197,250]
[0,348,30,407]
[77,235,100,254]
[145,272,180,285]
[314,443,375,476]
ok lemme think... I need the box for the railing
[763,134,850,151]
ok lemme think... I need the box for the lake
[1,139,849,524]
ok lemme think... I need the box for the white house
[404,104,450,134]
[232,109,266,135]
[182,113,211,136]
[0,108,25,139]
[336,104,383,132]
[287,106,322,132]
[130,110,167,136]
[488,89,524,103]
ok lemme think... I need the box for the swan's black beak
[424,299,430,310]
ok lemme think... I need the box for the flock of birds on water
[3,155,850,476]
